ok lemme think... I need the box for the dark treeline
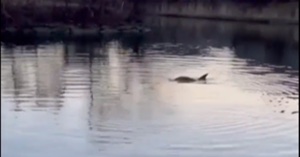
[1,0,297,31]
[145,0,298,3]
[143,0,298,6]
[1,0,143,30]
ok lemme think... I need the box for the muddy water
[1,18,299,157]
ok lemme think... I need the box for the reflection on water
[1,18,299,157]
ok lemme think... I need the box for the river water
[1,18,299,157]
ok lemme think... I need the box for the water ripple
[1,36,298,156]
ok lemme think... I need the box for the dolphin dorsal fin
[198,73,208,80]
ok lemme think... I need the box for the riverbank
[1,24,150,39]
[143,17,298,45]
[141,1,299,25]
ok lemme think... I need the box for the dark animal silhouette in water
[291,111,298,114]
[170,73,208,83]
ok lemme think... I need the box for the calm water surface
[1,18,299,157]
